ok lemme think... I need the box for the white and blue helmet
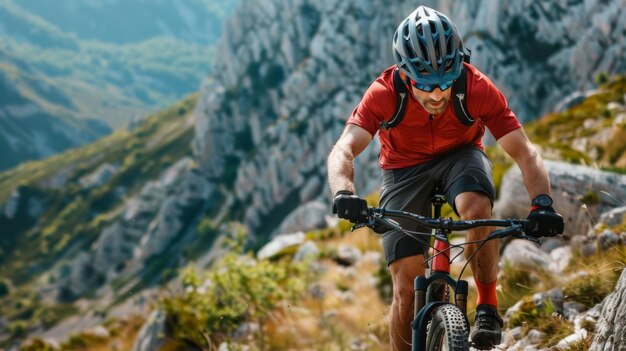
[393,6,466,86]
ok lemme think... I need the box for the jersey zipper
[429,114,435,156]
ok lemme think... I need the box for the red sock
[475,279,498,307]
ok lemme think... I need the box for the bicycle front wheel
[425,304,469,351]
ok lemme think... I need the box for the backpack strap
[382,50,474,130]
[451,65,475,126]
[451,50,475,126]
[380,69,409,131]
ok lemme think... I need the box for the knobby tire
[425,304,469,351]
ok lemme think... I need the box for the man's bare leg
[389,255,425,351]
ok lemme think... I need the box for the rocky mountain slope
[0,0,235,170]
[0,69,110,171]
[1,0,626,349]
[193,0,626,239]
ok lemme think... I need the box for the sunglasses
[410,79,455,92]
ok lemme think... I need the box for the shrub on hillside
[161,230,316,349]
[0,277,11,297]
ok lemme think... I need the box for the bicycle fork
[411,193,470,349]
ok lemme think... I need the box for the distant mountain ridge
[12,0,235,45]
[0,68,110,171]
[0,0,236,171]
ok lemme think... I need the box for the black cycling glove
[525,194,564,237]
[331,190,369,223]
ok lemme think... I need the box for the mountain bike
[353,192,541,351]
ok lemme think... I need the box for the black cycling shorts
[379,146,496,266]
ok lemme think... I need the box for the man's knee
[455,192,491,220]
[390,255,424,306]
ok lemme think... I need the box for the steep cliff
[193,0,626,236]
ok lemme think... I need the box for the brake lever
[352,216,400,232]
[513,233,542,245]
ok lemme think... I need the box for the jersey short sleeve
[466,66,522,139]
[346,68,397,137]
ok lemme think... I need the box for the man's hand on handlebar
[331,190,369,223]
[525,194,564,237]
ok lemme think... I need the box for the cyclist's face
[412,86,451,115]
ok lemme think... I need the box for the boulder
[257,232,306,260]
[79,163,118,189]
[273,201,336,236]
[495,161,626,238]
[132,310,166,351]
[598,206,626,227]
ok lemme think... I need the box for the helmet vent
[416,23,424,36]
[441,19,450,32]
[418,41,428,61]
[429,22,437,35]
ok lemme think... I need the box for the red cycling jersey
[347,63,522,169]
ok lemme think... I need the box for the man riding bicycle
[327,6,564,350]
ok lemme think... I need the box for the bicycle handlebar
[357,207,539,244]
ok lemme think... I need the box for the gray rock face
[193,0,396,235]
[132,310,166,351]
[495,160,626,237]
[57,158,213,300]
[501,239,552,269]
[79,163,119,189]
[590,269,626,350]
[273,201,337,236]
[431,0,626,122]
[599,206,626,227]
[193,0,626,237]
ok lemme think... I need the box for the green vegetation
[0,93,199,348]
[485,145,514,193]
[0,286,79,343]
[564,335,594,351]
[0,37,212,128]
[497,209,625,346]
[498,261,556,311]
[525,75,626,171]
[563,273,614,308]
[564,244,625,308]
[507,298,575,348]
[500,240,624,347]
[0,94,197,285]
[581,190,601,205]
[0,277,11,297]
[0,0,230,130]
[161,230,316,349]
